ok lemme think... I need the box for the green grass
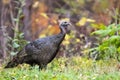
[0,57,120,80]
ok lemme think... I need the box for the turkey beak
[66,22,71,26]
[68,23,71,26]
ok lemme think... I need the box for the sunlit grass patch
[0,57,120,80]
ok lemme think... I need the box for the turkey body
[5,33,65,68]
[5,20,70,69]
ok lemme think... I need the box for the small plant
[89,23,120,61]
[10,32,28,56]
[7,0,27,56]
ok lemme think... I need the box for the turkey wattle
[5,20,71,69]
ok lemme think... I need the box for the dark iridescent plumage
[5,20,71,68]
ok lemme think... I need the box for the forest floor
[0,57,120,80]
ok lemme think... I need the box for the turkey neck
[60,26,67,34]
[60,26,67,38]
[56,27,66,45]
[51,26,66,47]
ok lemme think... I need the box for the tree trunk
[22,0,33,41]
[0,0,9,64]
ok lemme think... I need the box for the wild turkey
[5,20,71,69]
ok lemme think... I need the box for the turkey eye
[64,22,67,24]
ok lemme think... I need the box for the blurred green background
[0,0,120,79]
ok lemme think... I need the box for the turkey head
[59,20,71,34]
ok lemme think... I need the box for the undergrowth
[0,57,120,80]
[90,23,120,61]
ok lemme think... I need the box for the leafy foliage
[9,32,28,56]
[90,24,120,61]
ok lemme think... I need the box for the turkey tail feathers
[5,60,18,68]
